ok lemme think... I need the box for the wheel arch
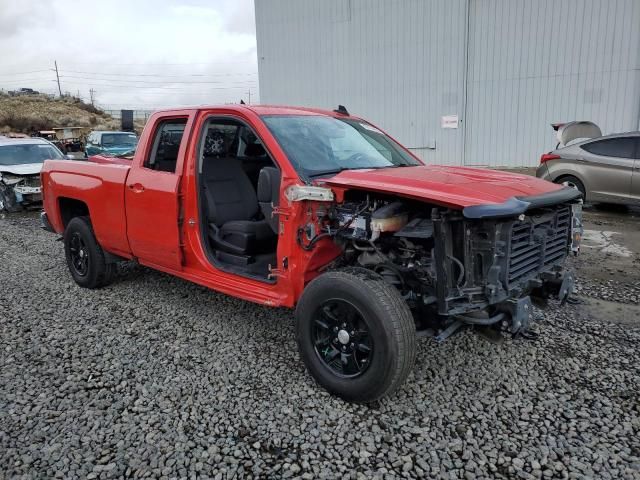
[58,197,90,228]
[547,166,587,188]
[548,170,588,200]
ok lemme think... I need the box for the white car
[0,136,65,212]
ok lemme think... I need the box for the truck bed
[41,160,133,258]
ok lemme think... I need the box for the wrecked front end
[309,186,583,341]
[432,188,583,339]
[0,172,43,212]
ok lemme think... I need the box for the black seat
[257,166,281,234]
[202,157,276,256]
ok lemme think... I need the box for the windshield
[102,133,138,147]
[262,115,420,178]
[0,143,64,166]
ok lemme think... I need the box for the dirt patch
[571,204,640,288]
[0,92,119,133]
[576,296,640,325]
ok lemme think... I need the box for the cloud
[222,0,257,34]
[0,0,259,107]
[0,0,55,40]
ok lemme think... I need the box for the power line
[60,70,257,78]
[94,90,257,97]
[0,78,56,84]
[58,75,257,85]
[58,80,255,90]
[0,69,52,77]
[60,60,256,66]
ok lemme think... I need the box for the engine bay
[331,197,435,297]
[296,189,578,335]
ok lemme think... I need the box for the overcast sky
[0,0,258,110]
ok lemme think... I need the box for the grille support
[506,207,571,286]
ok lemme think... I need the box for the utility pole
[54,60,62,97]
[247,89,251,105]
[89,89,96,106]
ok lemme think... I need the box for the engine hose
[297,227,333,251]
[454,312,506,325]
[448,255,465,286]
[297,198,371,251]
[352,241,375,251]
[366,241,407,289]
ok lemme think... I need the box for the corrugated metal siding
[255,0,640,167]
[464,0,640,166]
[256,0,469,165]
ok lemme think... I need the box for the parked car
[0,137,64,211]
[41,105,582,402]
[537,121,640,205]
[85,131,138,157]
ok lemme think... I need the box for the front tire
[63,216,114,288]
[296,268,416,402]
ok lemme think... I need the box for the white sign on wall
[441,114,459,129]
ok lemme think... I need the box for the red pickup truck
[41,105,582,402]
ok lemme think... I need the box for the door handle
[128,183,145,193]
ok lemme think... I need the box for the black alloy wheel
[63,216,115,289]
[68,232,89,276]
[312,299,373,378]
[296,268,416,403]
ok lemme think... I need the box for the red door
[125,117,189,270]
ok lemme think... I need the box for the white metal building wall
[255,0,640,167]
[464,0,640,166]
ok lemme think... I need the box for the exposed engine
[330,196,438,306]
[296,190,579,338]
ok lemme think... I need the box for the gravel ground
[1,211,639,479]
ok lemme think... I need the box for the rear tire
[556,175,586,201]
[295,268,416,403]
[63,216,115,288]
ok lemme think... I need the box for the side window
[144,119,187,173]
[581,137,636,159]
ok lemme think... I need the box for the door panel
[632,160,640,203]
[632,138,640,203]
[125,169,182,269]
[581,153,634,202]
[580,138,635,202]
[125,118,188,270]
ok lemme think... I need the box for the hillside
[0,93,120,134]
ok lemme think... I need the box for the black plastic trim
[40,211,55,233]
[462,187,582,219]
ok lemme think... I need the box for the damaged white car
[0,137,65,212]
